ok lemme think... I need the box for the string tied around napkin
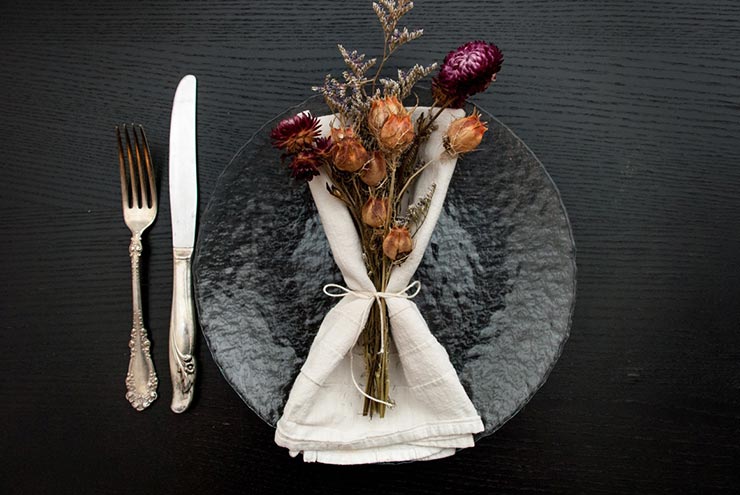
[322,280,422,407]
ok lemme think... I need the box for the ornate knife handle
[126,234,158,411]
[169,247,197,413]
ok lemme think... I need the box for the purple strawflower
[433,41,504,108]
[270,112,320,153]
[289,151,321,181]
[313,136,333,156]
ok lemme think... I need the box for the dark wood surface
[2,0,740,492]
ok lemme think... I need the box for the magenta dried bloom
[433,41,504,107]
[289,151,321,181]
[271,112,320,153]
[313,136,333,156]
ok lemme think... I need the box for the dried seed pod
[368,96,405,135]
[360,151,387,187]
[361,197,389,228]
[383,226,413,260]
[368,96,415,153]
[331,127,369,172]
[445,112,487,155]
[377,113,415,152]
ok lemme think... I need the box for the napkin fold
[274,107,484,464]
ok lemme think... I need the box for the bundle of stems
[324,124,441,417]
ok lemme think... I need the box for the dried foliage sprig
[379,63,437,99]
[273,0,503,417]
[400,183,435,233]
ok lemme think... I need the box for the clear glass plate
[193,95,576,439]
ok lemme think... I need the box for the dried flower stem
[370,37,391,94]
[396,158,432,204]
[351,152,402,418]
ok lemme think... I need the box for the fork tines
[116,124,156,210]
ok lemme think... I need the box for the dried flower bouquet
[271,0,503,418]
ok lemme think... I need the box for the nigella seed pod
[368,96,415,153]
[330,127,370,173]
[361,197,389,228]
[368,99,390,135]
[378,113,415,152]
[360,151,387,186]
[368,96,405,135]
[445,112,488,155]
[383,226,413,260]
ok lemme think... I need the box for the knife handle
[169,247,197,413]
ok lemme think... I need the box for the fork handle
[169,247,197,413]
[126,233,158,411]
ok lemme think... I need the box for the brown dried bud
[445,112,488,155]
[368,96,405,135]
[330,127,369,172]
[360,151,387,187]
[361,197,389,228]
[378,113,415,152]
[383,226,413,260]
[368,96,415,153]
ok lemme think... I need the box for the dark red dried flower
[289,151,321,181]
[314,136,333,156]
[271,112,320,153]
[433,41,504,108]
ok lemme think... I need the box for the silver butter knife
[168,74,198,413]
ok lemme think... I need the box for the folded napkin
[274,107,484,464]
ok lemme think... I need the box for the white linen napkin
[274,107,484,464]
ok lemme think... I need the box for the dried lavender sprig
[371,0,422,93]
[399,183,435,234]
[389,27,423,51]
[373,0,414,36]
[380,63,437,98]
[338,44,377,78]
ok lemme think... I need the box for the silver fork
[117,124,158,411]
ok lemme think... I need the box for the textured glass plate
[193,96,576,439]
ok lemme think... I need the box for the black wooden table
[2,1,739,493]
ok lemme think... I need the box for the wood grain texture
[1,0,740,492]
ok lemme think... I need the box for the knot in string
[323,280,421,303]
[322,280,422,408]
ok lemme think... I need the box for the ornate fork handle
[125,233,158,411]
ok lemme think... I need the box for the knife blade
[168,74,198,413]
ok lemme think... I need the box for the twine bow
[322,281,422,407]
